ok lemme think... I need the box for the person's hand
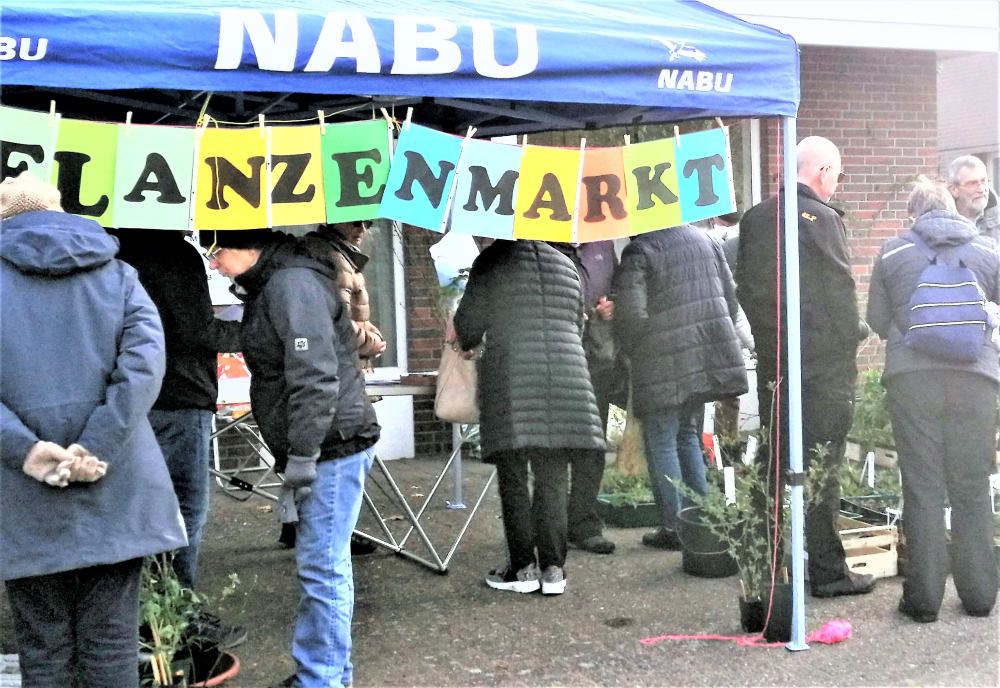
[283,453,319,501]
[65,444,108,483]
[595,296,615,321]
[372,339,388,356]
[22,441,75,487]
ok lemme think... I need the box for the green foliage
[673,468,773,599]
[140,556,242,686]
[672,443,846,600]
[850,370,894,450]
[141,554,202,685]
[599,468,654,507]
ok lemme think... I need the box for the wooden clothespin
[624,134,631,146]
[403,107,413,131]
[715,116,725,129]
[318,110,327,134]
[522,134,528,147]
[48,100,58,127]
[123,111,133,138]
[464,126,477,140]
[673,125,681,148]
[258,113,266,139]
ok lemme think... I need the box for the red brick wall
[403,227,453,454]
[759,46,939,370]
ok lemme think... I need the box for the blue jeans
[642,401,707,531]
[293,448,375,688]
[149,408,213,589]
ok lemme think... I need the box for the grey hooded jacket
[1,210,186,580]
[867,209,1000,383]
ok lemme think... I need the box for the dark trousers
[495,449,571,571]
[5,558,144,688]
[567,369,611,542]
[886,370,999,615]
[756,371,852,586]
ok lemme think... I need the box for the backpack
[903,231,989,362]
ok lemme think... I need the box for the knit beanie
[0,171,63,220]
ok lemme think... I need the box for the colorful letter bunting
[0,105,736,241]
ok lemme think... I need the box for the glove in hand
[283,453,319,500]
[23,441,74,487]
[66,444,108,483]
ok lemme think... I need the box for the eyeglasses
[821,166,846,183]
[958,178,988,191]
[206,245,224,261]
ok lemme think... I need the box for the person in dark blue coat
[867,178,1000,622]
[613,224,747,550]
[0,172,187,688]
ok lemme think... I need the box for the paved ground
[2,454,998,687]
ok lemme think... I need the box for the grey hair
[946,155,986,184]
[907,176,957,217]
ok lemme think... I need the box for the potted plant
[844,370,902,524]
[139,555,242,687]
[596,402,662,527]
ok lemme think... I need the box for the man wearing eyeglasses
[947,155,999,243]
[737,136,876,600]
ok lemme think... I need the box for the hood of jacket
[313,226,370,271]
[0,210,119,276]
[911,209,979,250]
[233,235,338,298]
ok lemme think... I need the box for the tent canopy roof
[2,0,799,133]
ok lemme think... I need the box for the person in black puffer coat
[613,224,747,550]
[454,240,605,596]
[867,178,1000,623]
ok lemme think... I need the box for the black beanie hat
[198,228,276,250]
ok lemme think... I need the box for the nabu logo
[654,37,732,94]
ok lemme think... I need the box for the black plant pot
[739,583,792,642]
[677,506,738,578]
[596,497,660,528]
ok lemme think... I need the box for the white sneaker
[485,563,540,593]
[541,565,566,595]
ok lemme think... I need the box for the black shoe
[898,597,938,623]
[963,605,993,618]
[351,533,377,556]
[811,572,877,598]
[278,522,296,549]
[568,534,616,554]
[187,610,248,649]
[641,527,682,550]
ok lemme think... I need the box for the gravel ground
[2,454,998,687]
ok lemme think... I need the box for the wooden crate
[838,515,898,578]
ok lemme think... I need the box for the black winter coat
[114,230,241,412]
[867,209,1000,383]
[453,240,605,462]
[738,184,861,398]
[233,238,379,470]
[613,225,747,417]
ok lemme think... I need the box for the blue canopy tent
[1,0,811,649]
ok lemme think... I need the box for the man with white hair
[947,155,999,242]
[737,136,876,599]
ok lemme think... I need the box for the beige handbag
[434,342,480,424]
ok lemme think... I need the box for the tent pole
[781,116,809,651]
